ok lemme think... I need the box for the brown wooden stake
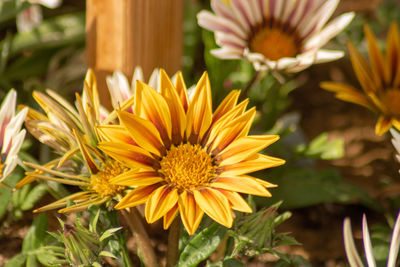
[86,0,184,107]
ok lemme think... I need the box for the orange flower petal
[174,72,189,112]
[110,170,164,186]
[186,72,213,142]
[159,69,186,144]
[210,107,256,154]
[219,154,285,176]
[218,135,279,165]
[375,116,393,136]
[115,184,159,209]
[347,41,377,93]
[145,186,179,223]
[212,90,240,124]
[136,80,172,144]
[98,142,155,170]
[364,24,387,86]
[206,98,249,146]
[211,176,271,196]
[97,125,136,145]
[117,110,164,156]
[178,191,204,235]
[193,188,233,228]
[218,190,252,213]
[386,23,400,88]
[320,82,377,112]
[163,203,179,229]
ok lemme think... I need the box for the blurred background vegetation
[1,0,400,265]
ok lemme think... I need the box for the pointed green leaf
[177,223,227,267]
[3,253,27,267]
[22,213,48,252]
[99,250,117,259]
[20,184,48,210]
[99,227,122,242]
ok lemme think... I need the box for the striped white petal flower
[391,129,400,163]
[106,67,159,112]
[198,0,354,73]
[0,90,28,182]
[17,0,62,33]
[344,211,400,267]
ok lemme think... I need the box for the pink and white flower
[197,0,354,73]
[0,90,27,182]
[106,67,159,113]
[17,0,62,33]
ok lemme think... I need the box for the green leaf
[296,133,344,160]
[22,213,48,252]
[177,223,227,267]
[207,257,245,267]
[1,49,56,81]
[0,172,22,220]
[3,253,27,267]
[26,254,38,267]
[99,250,117,259]
[7,12,85,56]
[36,248,61,267]
[0,185,12,220]
[0,1,31,25]
[259,167,379,210]
[20,184,47,210]
[99,227,122,242]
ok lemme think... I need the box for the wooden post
[86,0,184,107]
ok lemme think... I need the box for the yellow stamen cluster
[90,160,127,198]
[381,89,400,115]
[159,143,216,191]
[250,27,299,61]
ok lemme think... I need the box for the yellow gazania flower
[17,70,130,212]
[25,131,128,213]
[321,23,400,136]
[98,70,285,235]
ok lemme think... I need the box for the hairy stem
[121,208,159,267]
[166,218,181,267]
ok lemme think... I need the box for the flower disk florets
[90,160,127,198]
[159,143,216,191]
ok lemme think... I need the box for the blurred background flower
[197,0,354,73]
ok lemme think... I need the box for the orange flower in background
[321,23,400,136]
[99,70,285,235]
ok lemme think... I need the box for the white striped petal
[313,49,344,64]
[197,10,247,39]
[281,0,297,23]
[0,90,16,133]
[2,108,28,154]
[106,71,132,109]
[388,211,400,267]
[276,57,300,70]
[211,47,244,59]
[262,0,270,18]
[303,12,355,50]
[215,32,247,48]
[273,0,283,19]
[248,0,263,25]
[230,0,252,32]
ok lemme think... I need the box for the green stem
[166,218,181,267]
[239,71,259,102]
